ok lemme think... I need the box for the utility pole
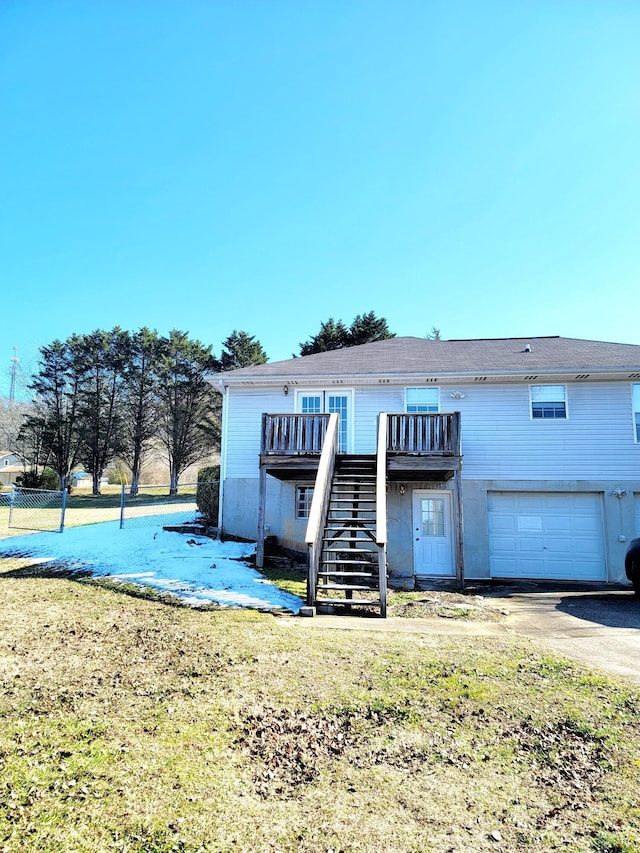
[9,346,19,402]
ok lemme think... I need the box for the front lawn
[1,554,639,852]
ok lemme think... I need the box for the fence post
[60,486,67,532]
[119,484,126,529]
[9,483,15,528]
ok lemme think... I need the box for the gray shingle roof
[214,336,640,383]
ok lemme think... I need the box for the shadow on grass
[259,565,307,598]
[67,492,197,510]
[0,560,221,610]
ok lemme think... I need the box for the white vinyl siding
[222,380,640,481]
[633,384,640,442]
[635,493,640,535]
[460,381,640,480]
[225,388,290,478]
[354,386,405,453]
[488,492,606,580]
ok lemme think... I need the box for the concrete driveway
[481,582,640,685]
[279,581,640,686]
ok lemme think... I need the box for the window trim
[529,384,568,420]
[404,386,440,413]
[294,388,354,453]
[295,484,315,519]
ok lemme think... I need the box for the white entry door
[296,390,352,453]
[413,490,454,577]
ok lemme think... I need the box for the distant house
[71,471,109,490]
[0,451,25,487]
[213,336,640,614]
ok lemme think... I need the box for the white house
[0,451,26,487]
[213,336,640,613]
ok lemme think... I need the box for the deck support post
[452,466,465,592]
[256,466,267,568]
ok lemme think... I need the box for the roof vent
[524,343,531,353]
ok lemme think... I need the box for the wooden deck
[260,412,462,479]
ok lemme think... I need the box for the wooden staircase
[314,456,387,615]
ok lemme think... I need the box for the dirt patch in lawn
[387,589,506,620]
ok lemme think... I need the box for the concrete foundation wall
[221,474,640,585]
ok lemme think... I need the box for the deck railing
[386,412,461,456]
[376,413,388,617]
[261,413,330,455]
[304,413,339,607]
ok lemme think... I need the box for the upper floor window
[530,384,567,419]
[633,384,640,442]
[406,387,439,413]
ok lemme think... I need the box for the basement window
[530,384,567,419]
[295,485,314,519]
[634,384,640,442]
[405,387,440,413]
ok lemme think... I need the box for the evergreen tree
[156,330,219,494]
[298,312,394,355]
[28,339,85,489]
[120,327,163,495]
[74,328,129,495]
[298,318,350,355]
[220,330,267,370]
[348,311,395,346]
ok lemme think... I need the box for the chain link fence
[119,481,219,530]
[0,481,219,536]
[8,486,66,532]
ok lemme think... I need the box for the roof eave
[216,366,640,387]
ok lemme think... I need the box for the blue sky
[1,0,639,395]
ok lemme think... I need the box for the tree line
[4,312,438,494]
[13,328,266,495]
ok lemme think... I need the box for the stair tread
[330,498,376,503]
[321,558,377,565]
[317,583,374,591]
[318,571,376,577]
[316,598,378,606]
[323,539,376,545]
[334,478,375,483]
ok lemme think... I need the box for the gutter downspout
[217,380,228,538]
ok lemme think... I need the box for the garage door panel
[546,560,581,578]
[574,538,602,555]
[518,538,544,554]
[488,492,605,581]
[519,559,547,576]
[545,538,573,554]
[489,515,515,533]
[491,557,519,575]
[545,516,572,534]
[489,537,519,554]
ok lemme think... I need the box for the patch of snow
[0,521,302,613]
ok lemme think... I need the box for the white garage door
[488,492,605,581]
[635,493,640,535]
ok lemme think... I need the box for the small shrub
[196,465,220,523]
[15,467,60,490]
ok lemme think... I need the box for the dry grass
[1,553,639,852]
